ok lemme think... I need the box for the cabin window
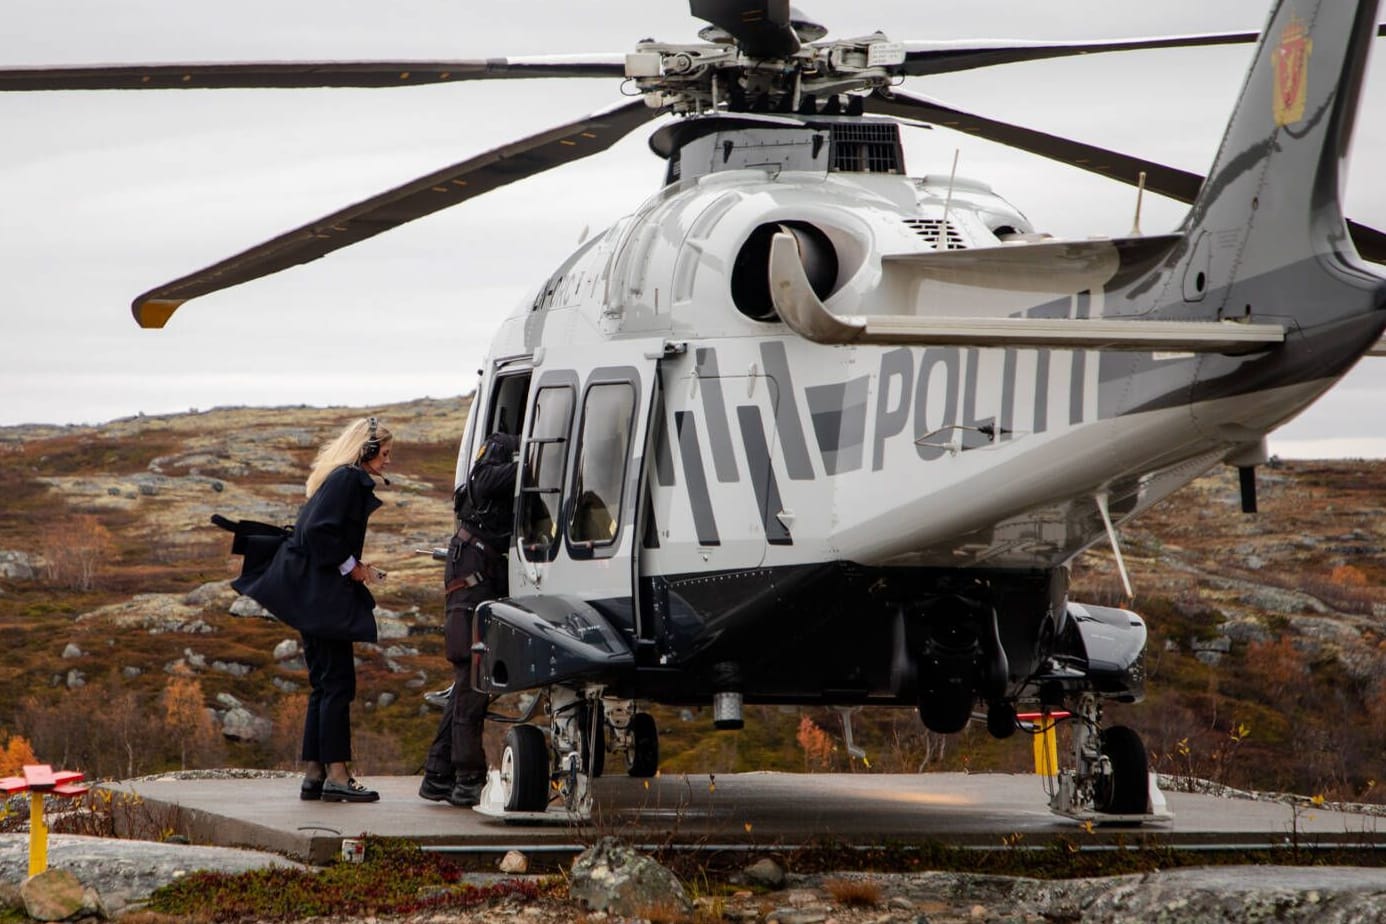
[518,385,574,562]
[566,382,636,552]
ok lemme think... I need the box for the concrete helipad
[106,772,1386,864]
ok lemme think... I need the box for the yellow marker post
[1,764,89,879]
[1033,718,1059,776]
[1019,711,1068,776]
[28,790,48,877]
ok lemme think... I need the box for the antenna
[1129,170,1147,237]
[937,148,960,252]
[1094,491,1134,603]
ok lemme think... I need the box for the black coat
[233,465,382,643]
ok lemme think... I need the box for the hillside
[1,400,1383,802]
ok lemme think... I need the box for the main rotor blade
[897,31,1255,77]
[131,99,660,328]
[1348,221,1386,266]
[896,24,1386,77]
[690,0,799,58]
[0,56,625,92]
[866,88,1202,203]
[866,89,1386,266]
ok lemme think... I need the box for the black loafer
[300,777,324,801]
[418,775,453,802]
[321,777,379,803]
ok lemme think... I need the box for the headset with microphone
[360,417,390,484]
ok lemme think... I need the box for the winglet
[133,297,184,329]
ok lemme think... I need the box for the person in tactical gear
[419,429,519,807]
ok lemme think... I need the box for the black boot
[448,775,485,808]
[418,773,454,802]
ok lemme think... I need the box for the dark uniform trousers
[423,534,503,783]
[301,633,356,764]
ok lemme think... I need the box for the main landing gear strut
[480,684,660,820]
[1047,693,1170,823]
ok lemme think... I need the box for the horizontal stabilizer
[881,234,1182,295]
[770,232,1285,353]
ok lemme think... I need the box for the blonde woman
[234,417,393,803]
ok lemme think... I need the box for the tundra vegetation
[1,399,1384,805]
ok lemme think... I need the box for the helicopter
[6,0,1385,823]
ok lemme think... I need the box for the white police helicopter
[7,0,1385,823]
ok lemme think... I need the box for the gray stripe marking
[653,394,675,487]
[641,482,660,549]
[759,341,815,480]
[1000,349,1017,441]
[1070,291,1090,425]
[736,405,792,545]
[695,348,740,483]
[1033,350,1051,434]
[806,375,869,475]
[675,411,720,546]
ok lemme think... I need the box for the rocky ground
[6,831,1386,923]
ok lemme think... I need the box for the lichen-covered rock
[569,837,691,916]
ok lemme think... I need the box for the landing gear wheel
[625,712,659,778]
[500,724,550,812]
[918,686,974,734]
[986,701,1018,739]
[579,700,605,779]
[1094,725,1148,815]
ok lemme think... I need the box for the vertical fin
[1188,0,1382,287]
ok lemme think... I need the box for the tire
[625,712,659,778]
[501,724,550,812]
[1094,725,1149,815]
[918,686,974,734]
[579,701,605,779]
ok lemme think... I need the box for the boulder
[19,867,106,921]
[569,837,691,916]
[0,550,36,581]
[183,581,237,608]
[744,857,787,889]
[230,596,273,619]
[220,707,272,743]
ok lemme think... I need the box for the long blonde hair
[306,417,393,498]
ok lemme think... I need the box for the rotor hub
[625,34,905,115]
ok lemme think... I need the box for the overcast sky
[3,0,1384,457]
